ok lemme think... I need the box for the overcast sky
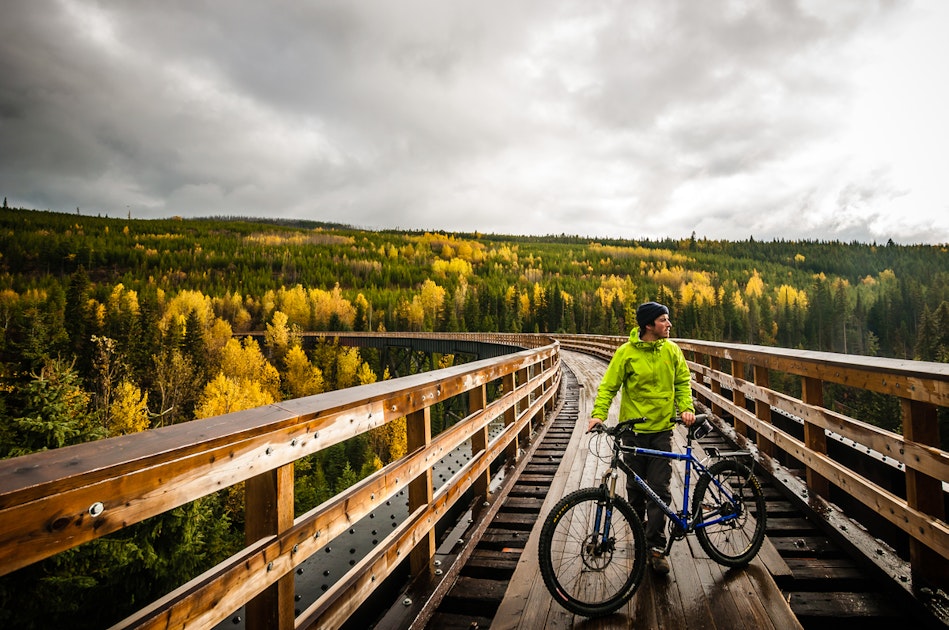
[2,1,948,244]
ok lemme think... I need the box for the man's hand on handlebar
[587,418,604,433]
[681,411,696,427]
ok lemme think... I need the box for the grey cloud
[1,0,945,243]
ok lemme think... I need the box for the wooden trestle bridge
[0,333,947,629]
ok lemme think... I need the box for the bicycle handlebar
[589,413,710,437]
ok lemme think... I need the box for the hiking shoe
[649,548,670,575]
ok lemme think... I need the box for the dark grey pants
[622,429,673,550]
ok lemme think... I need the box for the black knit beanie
[636,301,669,329]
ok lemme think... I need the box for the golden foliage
[745,270,765,298]
[283,346,325,399]
[776,284,808,309]
[162,289,214,331]
[108,380,150,436]
[195,373,274,418]
[219,337,281,400]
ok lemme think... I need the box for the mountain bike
[537,415,767,617]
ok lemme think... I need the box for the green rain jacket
[591,327,695,433]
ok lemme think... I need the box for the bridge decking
[490,350,803,629]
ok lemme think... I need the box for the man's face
[650,314,672,338]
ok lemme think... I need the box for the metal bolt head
[88,502,105,517]
[403,598,412,606]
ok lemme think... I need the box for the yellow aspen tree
[162,289,213,331]
[220,337,281,400]
[406,296,425,331]
[419,279,446,329]
[107,283,140,318]
[194,373,274,418]
[108,380,150,436]
[745,270,765,298]
[283,345,325,399]
[204,317,233,374]
[266,310,291,358]
[276,285,310,328]
[369,367,407,463]
[334,346,363,389]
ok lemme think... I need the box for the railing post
[407,408,435,578]
[902,399,948,590]
[245,464,295,630]
[504,372,519,462]
[520,369,534,449]
[469,384,491,501]
[802,376,830,498]
[753,365,775,458]
[709,355,723,418]
[731,360,747,437]
[517,366,530,430]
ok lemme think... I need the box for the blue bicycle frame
[593,425,749,550]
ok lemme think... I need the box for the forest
[0,205,947,627]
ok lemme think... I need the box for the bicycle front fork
[590,468,620,552]
[600,468,619,499]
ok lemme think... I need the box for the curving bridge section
[0,332,946,629]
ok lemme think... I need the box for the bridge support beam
[245,464,295,630]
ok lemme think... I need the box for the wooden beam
[503,373,518,461]
[469,384,491,501]
[802,376,830,499]
[406,408,434,578]
[689,363,949,483]
[903,399,949,590]
[731,360,748,438]
[245,464,295,630]
[691,380,949,560]
[675,338,949,406]
[753,364,775,457]
[710,355,723,418]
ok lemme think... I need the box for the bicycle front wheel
[693,459,767,566]
[538,487,647,617]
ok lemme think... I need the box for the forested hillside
[0,205,947,628]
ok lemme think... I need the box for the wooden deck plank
[491,350,802,629]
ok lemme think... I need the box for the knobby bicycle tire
[538,487,647,617]
[692,459,767,566]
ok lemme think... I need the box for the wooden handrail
[671,338,948,589]
[0,336,560,630]
[2,331,947,626]
[554,333,948,590]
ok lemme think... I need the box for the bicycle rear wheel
[692,459,767,566]
[538,487,647,617]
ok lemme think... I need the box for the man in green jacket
[587,301,696,575]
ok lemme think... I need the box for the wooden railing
[555,333,949,592]
[2,330,946,628]
[0,334,560,630]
